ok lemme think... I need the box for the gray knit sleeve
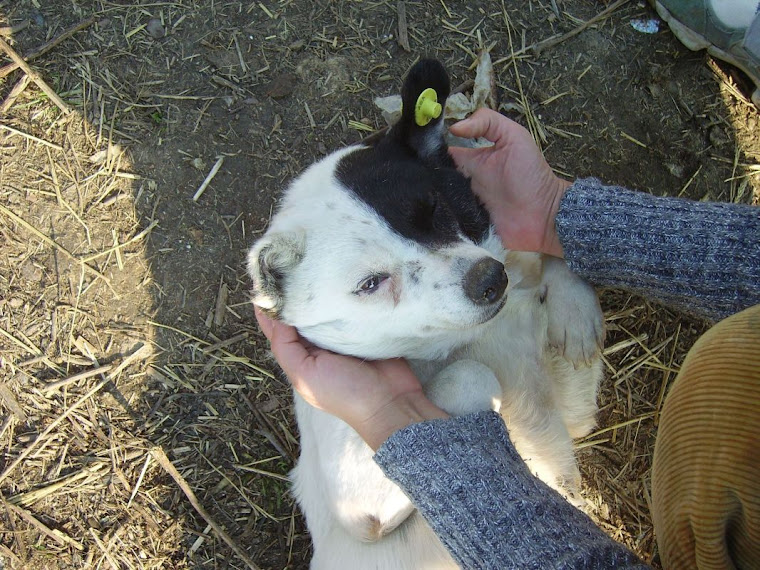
[556,178,760,322]
[374,411,648,569]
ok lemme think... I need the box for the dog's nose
[463,257,508,305]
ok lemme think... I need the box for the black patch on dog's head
[336,59,490,247]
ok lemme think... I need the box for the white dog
[248,59,604,569]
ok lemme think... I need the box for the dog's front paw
[545,284,604,366]
[542,259,604,367]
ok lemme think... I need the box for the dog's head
[248,59,508,359]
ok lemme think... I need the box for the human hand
[254,307,448,450]
[448,108,571,257]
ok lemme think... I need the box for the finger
[449,108,506,141]
[269,319,314,380]
[253,305,275,340]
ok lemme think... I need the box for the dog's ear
[390,59,452,167]
[247,230,306,319]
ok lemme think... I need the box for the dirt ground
[1,0,758,568]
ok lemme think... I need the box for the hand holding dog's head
[248,60,507,360]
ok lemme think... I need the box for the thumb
[449,108,505,142]
[268,318,313,380]
[254,305,275,340]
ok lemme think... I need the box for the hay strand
[192,157,224,202]
[0,36,72,114]
[150,447,263,570]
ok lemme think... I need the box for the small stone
[647,82,663,98]
[188,227,204,245]
[146,18,165,39]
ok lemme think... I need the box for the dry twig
[0,74,31,114]
[0,15,97,78]
[192,156,224,202]
[1,497,84,550]
[0,21,30,37]
[151,447,263,570]
[0,123,63,150]
[0,36,72,114]
[0,202,111,286]
[493,0,630,65]
[397,1,411,52]
[0,377,111,485]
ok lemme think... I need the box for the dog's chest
[411,293,547,392]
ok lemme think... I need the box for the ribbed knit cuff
[556,178,760,322]
[375,411,647,569]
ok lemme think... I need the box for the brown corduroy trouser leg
[652,304,760,569]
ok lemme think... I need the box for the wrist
[542,178,571,258]
[355,391,449,451]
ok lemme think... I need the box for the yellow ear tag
[414,88,442,127]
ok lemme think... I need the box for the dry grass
[578,291,709,563]
[1,0,758,569]
[0,6,296,566]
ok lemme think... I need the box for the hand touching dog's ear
[448,109,570,258]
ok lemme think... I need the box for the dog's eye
[356,274,388,295]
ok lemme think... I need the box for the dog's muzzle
[463,257,508,305]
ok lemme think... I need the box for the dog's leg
[298,359,502,547]
[547,355,602,439]
[535,255,603,443]
[539,255,605,368]
[309,512,457,570]
[499,387,584,503]
[292,396,416,545]
[472,259,598,502]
